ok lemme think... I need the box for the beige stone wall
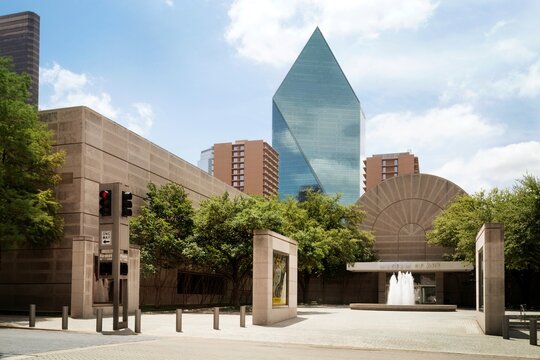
[0,106,243,315]
[252,229,297,325]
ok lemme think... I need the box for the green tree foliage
[427,175,540,271]
[0,57,64,248]
[130,182,195,273]
[129,182,194,304]
[501,175,540,272]
[130,182,375,307]
[191,193,283,306]
[279,190,375,302]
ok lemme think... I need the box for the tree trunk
[519,269,531,307]
[229,264,241,307]
[301,272,311,304]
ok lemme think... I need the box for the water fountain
[350,270,457,311]
[387,271,415,305]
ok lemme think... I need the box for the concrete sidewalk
[1,307,539,359]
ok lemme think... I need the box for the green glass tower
[272,27,363,204]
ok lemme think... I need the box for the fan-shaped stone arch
[357,174,466,261]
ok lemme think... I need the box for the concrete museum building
[0,106,244,318]
[349,173,475,306]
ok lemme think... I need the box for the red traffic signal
[99,190,112,216]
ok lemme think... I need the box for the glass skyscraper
[272,27,364,204]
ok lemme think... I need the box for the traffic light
[99,190,112,216]
[121,191,133,217]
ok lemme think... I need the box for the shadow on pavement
[297,311,333,315]
[102,328,139,336]
[269,317,307,328]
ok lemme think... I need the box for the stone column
[476,223,504,335]
[378,272,386,304]
[128,245,140,313]
[71,235,96,318]
[436,272,444,304]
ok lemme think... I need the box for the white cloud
[126,103,154,135]
[367,104,505,153]
[438,79,479,104]
[432,141,540,193]
[40,63,154,136]
[40,63,117,118]
[165,0,174,7]
[493,60,540,98]
[484,20,512,37]
[493,38,535,62]
[225,0,438,66]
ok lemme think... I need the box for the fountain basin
[350,303,457,311]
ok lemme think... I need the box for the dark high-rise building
[272,27,364,204]
[0,11,40,105]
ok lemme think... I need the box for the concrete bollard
[29,304,36,328]
[135,309,141,334]
[62,306,69,330]
[213,307,219,330]
[96,308,103,332]
[530,319,537,346]
[176,309,182,332]
[502,316,509,339]
[240,306,246,328]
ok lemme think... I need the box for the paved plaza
[1,306,539,359]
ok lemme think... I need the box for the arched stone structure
[357,173,466,262]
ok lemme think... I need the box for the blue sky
[1,0,539,193]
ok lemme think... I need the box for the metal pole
[176,309,182,332]
[502,316,509,339]
[29,304,36,328]
[135,309,141,334]
[96,308,103,332]
[530,319,537,346]
[62,306,69,330]
[213,307,219,330]
[240,306,246,328]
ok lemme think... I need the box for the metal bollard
[502,316,509,339]
[213,307,219,330]
[62,306,69,330]
[530,319,537,346]
[29,304,36,328]
[176,309,182,332]
[96,308,103,332]
[240,305,246,328]
[135,309,141,334]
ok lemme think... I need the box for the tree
[426,190,503,264]
[427,175,540,305]
[427,177,540,270]
[129,182,194,305]
[502,175,540,272]
[280,190,375,303]
[0,57,64,249]
[191,193,283,306]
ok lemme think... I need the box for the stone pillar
[378,273,386,304]
[128,245,140,313]
[436,272,444,304]
[71,235,96,318]
[252,230,297,325]
[476,223,505,335]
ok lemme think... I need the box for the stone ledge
[350,303,457,311]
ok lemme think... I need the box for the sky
[1,0,539,194]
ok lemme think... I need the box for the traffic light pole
[99,183,131,331]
